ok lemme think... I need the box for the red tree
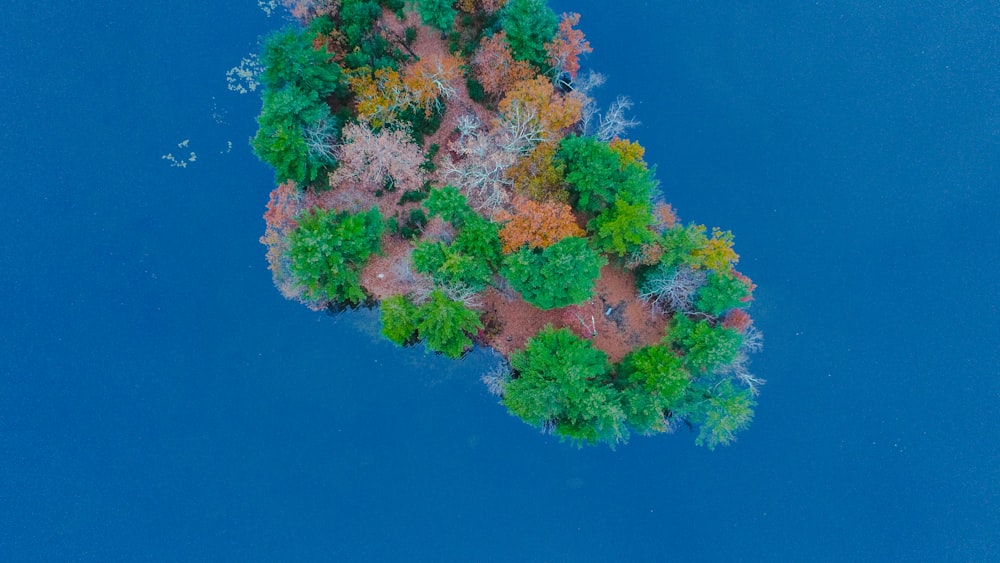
[473,32,535,99]
[331,123,426,193]
[545,13,592,80]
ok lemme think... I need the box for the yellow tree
[505,142,568,203]
[404,54,461,115]
[498,76,584,145]
[348,68,412,128]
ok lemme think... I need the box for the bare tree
[595,96,640,141]
[639,265,706,315]
[481,360,512,397]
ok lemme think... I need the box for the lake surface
[2,1,997,559]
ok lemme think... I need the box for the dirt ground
[316,10,668,364]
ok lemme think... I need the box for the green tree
[667,313,742,373]
[658,223,709,270]
[287,207,384,305]
[453,215,502,270]
[617,345,691,433]
[340,0,398,70]
[425,185,474,227]
[675,379,755,450]
[252,86,337,184]
[693,271,751,317]
[558,136,656,214]
[413,240,492,291]
[416,289,483,358]
[589,197,656,257]
[380,294,419,345]
[503,326,625,445]
[260,27,344,96]
[500,0,558,69]
[502,237,606,309]
[415,0,456,32]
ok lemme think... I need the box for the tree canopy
[504,326,626,445]
[501,237,605,309]
[252,0,765,450]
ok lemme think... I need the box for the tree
[619,345,691,405]
[503,325,628,445]
[557,135,655,213]
[416,289,483,358]
[426,186,475,227]
[500,0,558,69]
[495,197,584,253]
[617,344,691,434]
[380,293,419,344]
[416,0,457,32]
[667,313,742,373]
[260,27,343,96]
[473,32,535,99]
[675,379,755,450]
[658,223,710,270]
[722,308,753,333]
[286,207,384,305]
[588,197,656,257]
[691,227,740,273]
[638,264,707,314]
[413,240,492,291]
[412,214,500,292]
[252,85,336,184]
[503,326,626,445]
[608,137,645,169]
[348,67,412,128]
[453,215,503,269]
[545,12,591,80]
[505,141,568,202]
[403,54,461,114]
[260,181,304,300]
[440,119,518,215]
[499,77,584,142]
[502,237,605,309]
[330,122,425,192]
[693,271,752,317]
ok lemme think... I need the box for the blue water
[2,1,997,560]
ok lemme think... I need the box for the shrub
[503,326,625,445]
[502,237,605,309]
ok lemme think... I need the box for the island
[254,0,764,448]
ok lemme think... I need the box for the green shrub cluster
[501,320,754,448]
[379,290,483,358]
[287,207,384,305]
[251,25,346,185]
[501,237,606,310]
[413,213,501,292]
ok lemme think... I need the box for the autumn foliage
[250,1,764,449]
[495,197,584,253]
[473,32,535,99]
[404,54,461,114]
[499,77,584,139]
[505,142,567,202]
[331,122,425,193]
[545,13,592,80]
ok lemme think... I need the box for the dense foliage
[254,0,764,450]
[503,326,626,444]
[252,25,345,185]
[379,290,483,358]
[501,237,605,309]
[287,207,384,304]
